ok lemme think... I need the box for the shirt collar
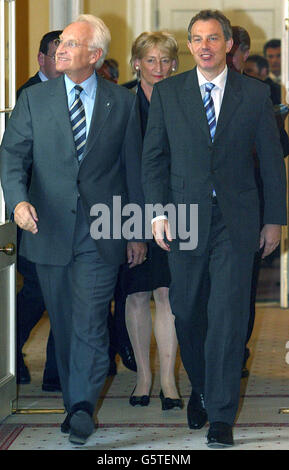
[64,71,97,98]
[38,70,48,82]
[197,65,228,90]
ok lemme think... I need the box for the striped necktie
[203,83,216,141]
[69,85,86,162]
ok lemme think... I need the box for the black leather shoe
[129,387,150,406]
[241,366,249,378]
[69,410,95,445]
[61,413,71,434]
[160,390,183,410]
[187,391,207,429]
[42,380,61,392]
[17,362,31,384]
[119,345,137,372]
[207,422,234,448]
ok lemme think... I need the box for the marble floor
[1,302,289,452]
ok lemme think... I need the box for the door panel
[0,0,16,422]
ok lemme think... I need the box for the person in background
[98,58,119,83]
[97,57,137,375]
[263,38,281,85]
[226,25,250,73]
[16,30,62,391]
[244,54,281,104]
[17,30,63,97]
[115,31,183,411]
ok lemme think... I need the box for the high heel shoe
[129,386,150,407]
[159,390,183,410]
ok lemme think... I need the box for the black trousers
[168,203,255,425]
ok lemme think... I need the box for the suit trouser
[168,202,255,425]
[36,200,119,412]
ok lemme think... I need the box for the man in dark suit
[244,54,281,104]
[16,30,62,391]
[17,30,63,98]
[263,38,281,85]
[0,14,146,445]
[142,9,286,448]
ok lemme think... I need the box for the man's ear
[90,48,103,66]
[225,38,234,54]
[38,51,45,67]
[243,49,250,62]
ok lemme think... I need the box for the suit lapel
[48,76,76,156]
[82,75,113,160]
[180,67,243,144]
[48,75,114,165]
[180,68,211,143]
[214,69,242,142]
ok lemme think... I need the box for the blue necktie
[203,83,216,141]
[69,85,86,162]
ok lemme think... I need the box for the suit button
[71,209,76,214]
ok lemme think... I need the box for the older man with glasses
[1,15,146,445]
[16,30,63,393]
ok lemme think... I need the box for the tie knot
[205,82,215,93]
[74,85,83,97]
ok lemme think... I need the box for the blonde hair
[130,31,179,72]
[76,14,111,69]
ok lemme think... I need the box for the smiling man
[0,14,146,445]
[142,9,286,448]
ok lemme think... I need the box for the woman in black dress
[121,31,182,409]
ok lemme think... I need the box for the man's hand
[127,241,147,268]
[14,201,38,234]
[259,224,281,259]
[152,219,172,251]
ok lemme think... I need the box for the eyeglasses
[53,38,90,49]
[45,54,56,61]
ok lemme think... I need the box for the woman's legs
[126,286,180,399]
[125,291,152,396]
[153,287,180,399]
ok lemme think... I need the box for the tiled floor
[1,303,289,451]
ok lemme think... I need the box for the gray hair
[76,14,111,70]
[188,9,232,42]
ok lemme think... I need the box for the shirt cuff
[151,215,168,225]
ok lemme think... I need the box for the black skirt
[117,242,171,295]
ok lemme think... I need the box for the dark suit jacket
[142,67,286,255]
[16,73,42,100]
[0,74,144,266]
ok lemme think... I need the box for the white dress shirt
[197,65,228,123]
[152,65,228,224]
[64,72,97,135]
